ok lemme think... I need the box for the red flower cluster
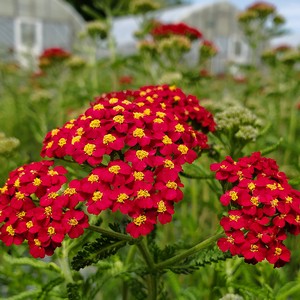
[200,40,218,58]
[211,152,300,267]
[39,47,70,68]
[151,22,202,41]
[0,161,89,258]
[41,85,215,238]
[247,1,276,17]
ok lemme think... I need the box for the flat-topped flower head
[212,152,300,267]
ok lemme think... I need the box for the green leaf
[71,236,127,271]
[2,289,42,300]
[169,247,232,275]
[67,282,82,300]
[3,254,60,273]
[37,277,64,300]
[260,137,283,156]
[181,163,214,180]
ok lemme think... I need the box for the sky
[190,0,300,46]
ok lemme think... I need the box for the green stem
[137,238,155,269]
[137,238,157,300]
[154,232,224,270]
[88,225,135,242]
[57,242,74,283]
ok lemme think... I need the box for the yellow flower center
[177,144,188,154]
[6,225,15,236]
[48,226,55,236]
[92,191,103,201]
[175,124,185,132]
[84,143,96,156]
[33,178,42,186]
[68,218,79,226]
[34,239,41,246]
[137,190,150,198]
[72,136,81,145]
[229,214,240,222]
[133,171,144,181]
[250,244,259,252]
[136,150,148,160]
[113,115,125,123]
[133,215,147,226]
[275,247,282,256]
[157,200,167,213]
[44,206,52,217]
[229,191,238,201]
[227,236,234,244]
[0,185,8,194]
[154,118,163,123]
[285,196,293,203]
[136,102,144,107]
[103,134,116,144]
[64,188,76,195]
[14,178,20,188]
[109,165,121,174]
[237,171,243,180]
[46,141,53,149]
[93,103,104,110]
[156,111,166,118]
[65,123,74,129]
[173,95,180,101]
[133,112,144,119]
[266,183,277,190]
[133,128,145,138]
[17,211,26,219]
[248,182,256,191]
[162,135,172,145]
[117,193,129,203]
[51,129,59,136]
[250,196,259,206]
[76,127,84,136]
[122,100,131,105]
[164,159,174,169]
[48,192,59,199]
[143,108,151,115]
[90,119,101,128]
[48,170,58,176]
[271,198,278,207]
[88,174,99,182]
[146,96,154,103]
[113,105,125,112]
[58,138,67,147]
[26,221,33,228]
[109,97,118,104]
[15,191,25,200]
[166,181,177,189]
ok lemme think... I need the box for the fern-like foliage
[169,247,232,275]
[127,275,148,300]
[67,283,82,300]
[36,277,64,300]
[71,236,127,271]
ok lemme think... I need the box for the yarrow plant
[150,22,203,41]
[1,79,300,299]
[211,152,300,268]
[38,47,71,69]
[0,84,215,257]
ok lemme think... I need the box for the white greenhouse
[0,0,84,66]
[111,1,252,73]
